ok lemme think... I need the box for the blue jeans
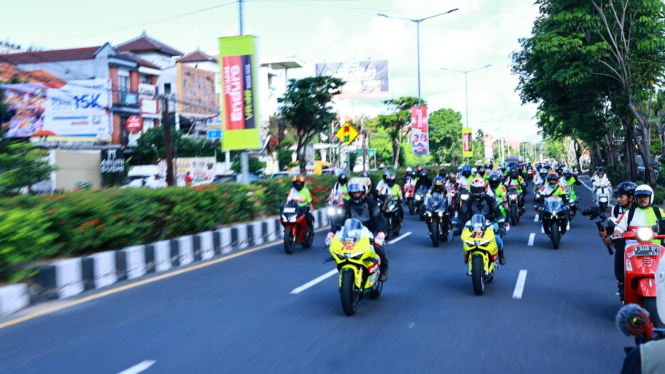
[493,223,504,251]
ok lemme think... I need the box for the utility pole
[162,97,174,186]
[238,0,250,183]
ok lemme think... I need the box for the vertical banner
[219,36,260,150]
[483,135,494,161]
[462,128,473,158]
[411,106,429,156]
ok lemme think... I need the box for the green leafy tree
[132,127,223,165]
[231,154,265,174]
[428,108,464,165]
[0,142,53,196]
[278,76,344,173]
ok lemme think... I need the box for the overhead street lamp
[440,64,492,129]
[378,8,458,106]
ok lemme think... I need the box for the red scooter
[622,227,664,327]
[279,200,314,254]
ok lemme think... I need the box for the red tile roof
[0,62,67,86]
[0,46,102,65]
[116,32,183,56]
[117,51,161,70]
[178,50,217,63]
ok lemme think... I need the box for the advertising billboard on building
[1,79,112,141]
[177,64,218,115]
[411,106,429,156]
[218,35,260,150]
[462,128,473,158]
[315,60,389,99]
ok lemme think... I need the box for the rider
[330,172,349,200]
[488,174,509,219]
[384,172,405,226]
[457,178,507,265]
[445,173,457,193]
[598,182,636,300]
[341,178,389,281]
[477,166,489,181]
[287,176,315,231]
[591,168,611,203]
[535,172,568,219]
[504,167,527,214]
[361,171,376,199]
[456,165,474,191]
[414,169,432,193]
[402,167,414,184]
[438,166,447,179]
[532,168,548,193]
[614,185,665,246]
[376,170,390,199]
[559,168,581,204]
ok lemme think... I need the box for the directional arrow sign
[336,122,359,145]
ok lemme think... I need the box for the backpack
[626,206,662,227]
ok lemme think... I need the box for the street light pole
[441,64,492,129]
[378,8,458,165]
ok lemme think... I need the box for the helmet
[635,184,654,205]
[563,168,573,179]
[337,172,348,186]
[348,179,366,204]
[361,171,371,178]
[555,166,563,175]
[432,176,445,193]
[462,166,472,178]
[416,166,424,173]
[539,168,548,177]
[597,167,605,175]
[488,162,494,170]
[420,170,428,179]
[439,166,446,177]
[448,173,457,182]
[478,167,486,176]
[386,172,396,187]
[546,172,559,186]
[292,175,305,191]
[616,182,637,197]
[382,170,390,181]
[457,166,463,173]
[406,167,413,173]
[510,167,518,177]
[488,174,500,190]
[471,167,478,175]
[470,178,488,199]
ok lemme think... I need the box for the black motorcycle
[539,197,570,249]
[507,188,523,226]
[381,195,402,240]
[415,185,428,221]
[425,192,450,247]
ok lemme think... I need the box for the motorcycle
[279,200,314,254]
[539,197,569,249]
[595,181,611,212]
[507,188,522,226]
[415,185,428,221]
[526,167,534,184]
[404,179,416,215]
[621,225,665,328]
[425,193,450,247]
[565,191,579,221]
[446,187,457,216]
[327,194,346,233]
[325,221,383,316]
[381,195,401,240]
[453,214,500,296]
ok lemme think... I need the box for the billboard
[219,35,261,150]
[483,135,494,161]
[463,128,473,158]
[315,60,389,99]
[177,64,218,115]
[411,106,429,156]
[1,79,112,141]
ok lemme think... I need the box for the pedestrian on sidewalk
[185,172,193,186]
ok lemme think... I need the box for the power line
[275,2,535,14]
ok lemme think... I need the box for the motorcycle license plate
[599,198,608,202]
[633,245,660,257]
[283,207,296,213]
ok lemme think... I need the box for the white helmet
[471,167,478,174]
[634,184,654,205]
[406,167,413,173]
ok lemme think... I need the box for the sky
[0,0,541,141]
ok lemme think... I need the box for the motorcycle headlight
[289,215,297,222]
[281,215,287,221]
[636,227,653,242]
[416,196,421,200]
[426,211,432,216]
[327,207,336,215]
[461,194,470,201]
[336,208,343,215]
[437,211,443,216]
[389,204,396,210]
[509,194,518,199]
[350,251,364,259]
[464,239,475,246]
[479,239,491,246]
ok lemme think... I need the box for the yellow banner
[462,128,473,158]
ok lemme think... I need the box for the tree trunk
[627,91,657,188]
[573,140,583,172]
[393,138,401,168]
[623,119,637,181]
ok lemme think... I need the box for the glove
[499,225,507,237]
[325,232,335,247]
[374,232,386,247]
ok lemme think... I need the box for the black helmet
[488,174,500,190]
[478,166,486,176]
[292,175,305,191]
[510,167,518,177]
[420,170,428,179]
[439,166,446,178]
[432,176,444,193]
[386,172,396,187]
[382,170,390,181]
[597,167,605,175]
[617,182,638,197]
[546,172,559,186]
[337,172,348,186]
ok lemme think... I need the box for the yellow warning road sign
[336,122,359,145]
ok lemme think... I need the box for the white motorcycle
[594,181,611,212]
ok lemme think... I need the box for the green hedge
[0,176,335,274]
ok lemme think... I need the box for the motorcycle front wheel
[340,270,358,316]
[550,222,560,249]
[644,297,665,328]
[510,206,518,226]
[284,229,296,254]
[472,255,485,296]
[408,200,415,215]
[599,201,608,212]
[431,221,439,247]
[302,228,314,248]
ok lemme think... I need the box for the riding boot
[498,250,506,265]
[375,244,389,281]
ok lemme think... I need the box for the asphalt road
[0,178,634,374]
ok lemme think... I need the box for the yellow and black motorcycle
[325,219,383,316]
[455,214,500,295]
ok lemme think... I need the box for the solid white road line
[388,232,412,244]
[290,269,338,294]
[512,270,528,299]
[528,233,535,246]
[579,178,594,192]
[118,361,156,374]
[534,214,539,222]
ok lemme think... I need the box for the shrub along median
[0,175,336,280]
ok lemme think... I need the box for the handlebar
[622,232,665,240]
[595,221,613,255]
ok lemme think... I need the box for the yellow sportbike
[460,214,499,295]
[325,220,383,316]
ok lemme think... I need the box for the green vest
[389,184,401,200]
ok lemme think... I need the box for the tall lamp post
[378,9,458,106]
[440,64,492,129]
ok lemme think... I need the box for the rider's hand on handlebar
[374,232,386,247]
[325,232,334,246]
